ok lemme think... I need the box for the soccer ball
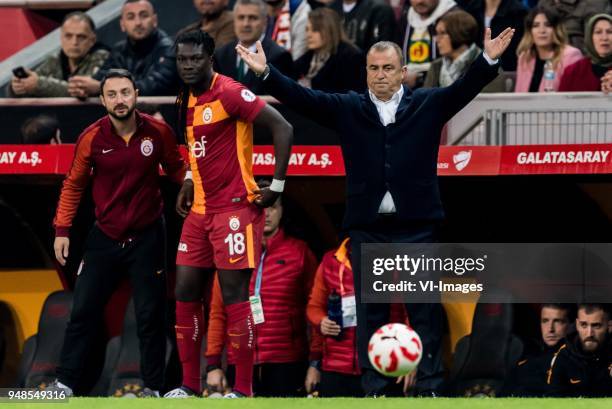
[368,323,422,377]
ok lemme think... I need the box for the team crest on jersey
[241,89,256,102]
[140,138,154,157]
[229,216,240,231]
[203,106,213,124]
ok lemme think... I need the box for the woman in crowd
[514,6,582,92]
[294,7,366,93]
[559,14,612,92]
[424,9,506,91]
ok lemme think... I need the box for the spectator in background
[508,304,573,396]
[546,304,612,397]
[559,14,612,92]
[215,0,294,94]
[460,0,527,71]
[9,12,108,98]
[330,0,397,53]
[537,0,610,52]
[514,7,582,92]
[204,181,318,397]
[70,0,178,97]
[424,10,507,91]
[178,0,236,48]
[399,0,459,88]
[265,0,311,60]
[295,8,366,93]
[20,115,61,144]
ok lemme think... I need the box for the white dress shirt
[368,51,498,214]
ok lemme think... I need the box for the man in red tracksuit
[307,239,410,397]
[51,69,187,397]
[205,186,318,396]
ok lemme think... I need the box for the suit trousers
[350,216,444,395]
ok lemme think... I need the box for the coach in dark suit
[214,0,294,94]
[238,27,515,395]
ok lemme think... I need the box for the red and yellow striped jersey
[186,73,266,214]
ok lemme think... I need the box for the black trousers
[57,219,167,392]
[350,218,444,395]
[226,361,308,397]
[319,371,363,397]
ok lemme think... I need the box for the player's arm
[53,130,95,265]
[252,104,293,207]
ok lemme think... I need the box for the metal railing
[448,92,612,146]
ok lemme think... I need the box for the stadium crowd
[7,0,612,99]
[5,0,612,400]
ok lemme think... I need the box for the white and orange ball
[368,323,422,377]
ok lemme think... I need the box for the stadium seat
[447,303,523,396]
[97,298,172,397]
[16,290,72,389]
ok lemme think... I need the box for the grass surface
[3,398,612,409]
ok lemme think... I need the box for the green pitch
[3,398,612,409]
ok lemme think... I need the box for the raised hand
[235,40,267,76]
[484,27,515,61]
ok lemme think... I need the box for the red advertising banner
[436,146,501,176]
[500,144,612,175]
[2,144,612,177]
[0,145,74,174]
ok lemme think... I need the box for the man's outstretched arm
[237,41,345,129]
[436,27,515,122]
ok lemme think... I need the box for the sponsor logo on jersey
[178,242,188,252]
[189,135,207,158]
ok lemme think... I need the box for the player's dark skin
[174,42,293,305]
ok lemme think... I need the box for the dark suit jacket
[214,37,294,95]
[264,55,499,229]
[294,42,366,93]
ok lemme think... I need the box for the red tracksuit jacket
[54,111,186,240]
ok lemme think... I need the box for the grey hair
[233,0,267,18]
[368,41,404,65]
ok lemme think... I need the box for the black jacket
[214,37,294,95]
[264,54,499,229]
[94,29,178,96]
[294,42,366,93]
[506,339,563,397]
[546,333,612,397]
[331,0,397,52]
[460,0,526,71]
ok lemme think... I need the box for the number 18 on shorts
[176,205,264,270]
